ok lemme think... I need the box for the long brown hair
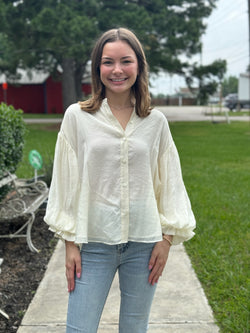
[79,28,151,117]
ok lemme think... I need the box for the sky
[149,0,249,96]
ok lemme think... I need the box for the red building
[0,69,91,114]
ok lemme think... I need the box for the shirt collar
[100,98,139,135]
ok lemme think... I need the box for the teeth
[111,78,126,82]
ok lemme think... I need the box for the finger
[148,265,161,285]
[66,271,71,292]
[148,260,160,284]
[148,249,160,284]
[148,258,166,285]
[150,269,163,285]
[66,265,76,292]
[67,275,72,293]
[148,251,157,271]
[75,256,82,279]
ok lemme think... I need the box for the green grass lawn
[206,104,250,117]
[171,121,250,333]
[22,113,63,119]
[16,123,59,180]
[17,121,249,333]
[206,110,250,117]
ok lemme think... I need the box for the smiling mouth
[110,78,127,82]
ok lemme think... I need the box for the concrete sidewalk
[18,241,219,333]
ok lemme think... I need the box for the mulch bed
[0,211,57,333]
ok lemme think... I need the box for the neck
[106,91,133,109]
[108,103,134,111]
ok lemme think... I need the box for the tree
[0,0,223,110]
[186,59,227,105]
[97,0,217,73]
[0,33,18,75]
[1,0,99,110]
[221,76,238,97]
[0,2,20,77]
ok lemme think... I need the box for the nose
[112,62,123,74]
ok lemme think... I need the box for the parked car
[224,93,238,111]
[224,93,250,111]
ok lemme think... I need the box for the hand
[65,241,82,292]
[148,240,171,285]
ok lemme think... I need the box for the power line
[205,10,247,33]
[228,52,249,64]
[203,0,247,34]
[208,0,246,24]
[204,40,248,54]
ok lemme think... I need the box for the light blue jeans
[66,242,157,333]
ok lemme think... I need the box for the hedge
[0,103,26,180]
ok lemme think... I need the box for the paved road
[24,105,250,123]
[157,105,250,122]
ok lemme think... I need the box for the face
[100,40,138,98]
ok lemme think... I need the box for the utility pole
[248,0,250,117]
[248,0,250,68]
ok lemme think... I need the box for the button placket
[120,135,129,242]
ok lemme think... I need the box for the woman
[44,27,196,333]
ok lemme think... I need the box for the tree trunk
[61,58,77,111]
[75,63,85,101]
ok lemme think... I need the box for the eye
[101,60,113,65]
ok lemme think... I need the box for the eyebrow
[101,55,134,60]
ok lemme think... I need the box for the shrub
[0,103,26,179]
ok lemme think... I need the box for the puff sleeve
[157,140,196,245]
[44,129,80,241]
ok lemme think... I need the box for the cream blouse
[44,99,195,245]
